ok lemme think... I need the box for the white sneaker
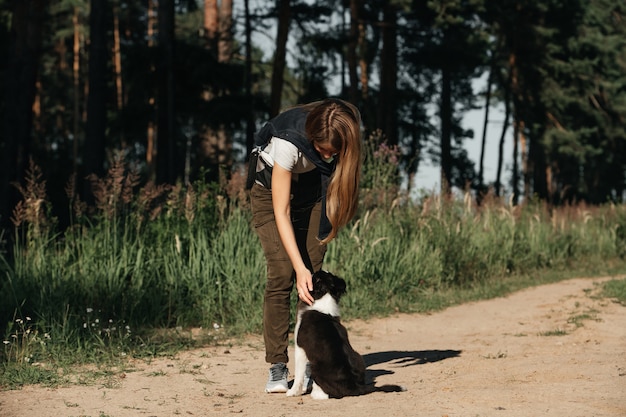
[265,362,289,393]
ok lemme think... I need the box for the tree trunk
[218,0,234,169]
[113,1,123,111]
[244,0,255,156]
[73,8,81,173]
[204,0,218,49]
[347,0,361,104]
[520,123,529,200]
[495,54,514,197]
[495,79,511,198]
[512,116,521,205]
[112,0,125,149]
[509,53,520,204]
[198,0,235,182]
[378,1,398,146]
[407,102,422,194]
[358,18,368,101]
[478,63,493,190]
[218,0,233,63]
[529,134,548,201]
[156,0,176,185]
[0,0,47,231]
[85,0,108,185]
[440,66,452,196]
[270,0,290,117]
[146,0,157,181]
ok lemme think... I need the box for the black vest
[250,107,334,240]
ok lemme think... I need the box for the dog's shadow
[363,349,462,381]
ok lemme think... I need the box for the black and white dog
[287,270,406,399]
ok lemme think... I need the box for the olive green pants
[250,183,326,364]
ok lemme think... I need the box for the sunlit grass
[1,139,626,388]
[601,278,626,305]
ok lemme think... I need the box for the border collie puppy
[287,270,406,399]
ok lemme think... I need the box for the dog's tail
[334,383,406,398]
[374,384,407,393]
[359,383,406,395]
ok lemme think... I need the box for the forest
[2,1,626,376]
[1,0,626,232]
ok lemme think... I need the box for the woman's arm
[271,164,315,305]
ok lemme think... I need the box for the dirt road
[1,276,625,417]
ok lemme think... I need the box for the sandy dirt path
[1,276,625,417]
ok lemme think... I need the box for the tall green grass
[2,140,626,386]
[326,194,626,318]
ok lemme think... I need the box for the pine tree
[541,0,626,203]
[402,0,488,194]
[0,0,48,230]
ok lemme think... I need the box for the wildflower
[26,316,32,321]
[86,308,93,313]
[83,323,87,329]
[213,323,220,330]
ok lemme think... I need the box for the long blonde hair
[302,98,362,244]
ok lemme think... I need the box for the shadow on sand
[363,349,462,381]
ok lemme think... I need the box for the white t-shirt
[257,137,317,174]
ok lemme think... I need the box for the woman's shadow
[363,349,461,381]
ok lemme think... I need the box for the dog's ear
[312,271,325,288]
[332,275,347,296]
[312,270,347,299]
[310,271,329,299]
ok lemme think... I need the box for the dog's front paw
[310,383,329,400]
[286,385,303,397]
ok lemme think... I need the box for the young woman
[249,98,362,393]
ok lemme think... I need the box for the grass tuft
[601,278,626,305]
